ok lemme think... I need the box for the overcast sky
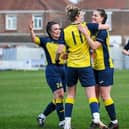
[69,0,79,4]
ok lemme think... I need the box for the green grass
[0,70,129,129]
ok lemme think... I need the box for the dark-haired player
[29,21,66,128]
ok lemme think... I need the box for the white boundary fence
[0,46,46,70]
[0,35,129,70]
[0,60,45,70]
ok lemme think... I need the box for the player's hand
[78,24,89,36]
[61,53,68,60]
[55,53,60,65]
[55,59,60,65]
[28,21,33,31]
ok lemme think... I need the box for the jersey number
[72,31,84,45]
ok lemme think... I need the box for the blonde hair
[65,4,81,22]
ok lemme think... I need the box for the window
[6,15,17,30]
[106,11,112,31]
[32,15,43,30]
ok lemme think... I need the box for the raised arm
[28,21,36,42]
[28,21,40,45]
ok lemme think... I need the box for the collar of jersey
[71,22,80,25]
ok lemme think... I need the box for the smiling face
[92,10,104,24]
[50,24,61,40]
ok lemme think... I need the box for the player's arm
[28,21,40,45]
[122,49,129,56]
[78,24,101,49]
[87,22,109,32]
[122,41,129,56]
[98,23,109,30]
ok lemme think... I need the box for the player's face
[91,10,104,24]
[76,11,85,23]
[50,24,61,40]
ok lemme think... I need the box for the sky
[69,0,79,4]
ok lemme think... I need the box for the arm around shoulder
[78,24,101,49]
[98,24,110,30]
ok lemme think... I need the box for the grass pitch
[0,70,129,129]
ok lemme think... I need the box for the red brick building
[75,0,129,45]
[0,0,129,46]
[0,0,129,69]
[0,0,69,47]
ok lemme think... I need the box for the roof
[0,0,70,11]
[0,0,129,11]
[78,0,129,9]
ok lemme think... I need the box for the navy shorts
[45,64,66,92]
[94,68,114,86]
[66,66,96,87]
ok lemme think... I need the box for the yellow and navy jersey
[34,36,66,65]
[92,30,114,70]
[124,40,129,50]
[63,22,99,68]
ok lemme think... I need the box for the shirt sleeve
[87,23,99,34]
[95,30,107,44]
[39,37,48,48]
[34,36,40,45]
[124,41,129,50]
